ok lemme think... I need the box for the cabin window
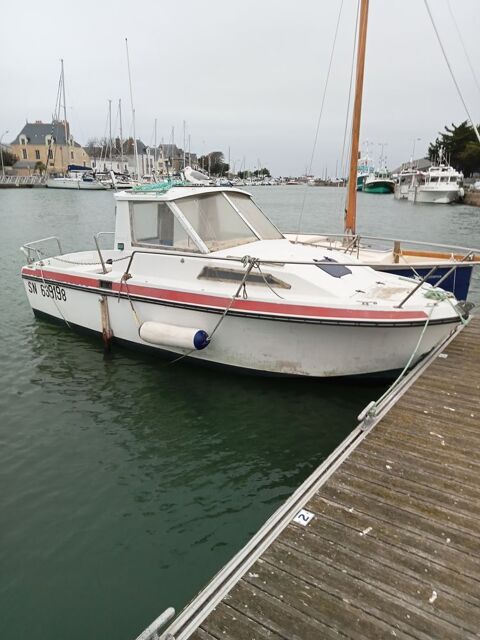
[226,193,283,240]
[175,192,258,251]
[130,201,200,252]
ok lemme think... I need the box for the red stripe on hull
[22,267,429,321]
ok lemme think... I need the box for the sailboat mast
[344,0,369,236]
[183,120,186,170]
[119,99,124,168]
[108,99,112,170]
[154,118,157,174]
[61,59,68,168]
[125,38,139,179]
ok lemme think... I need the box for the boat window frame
[222,191,283,240]
[172,191,261,251]
[220,192,262,239]
[128,200,209,254]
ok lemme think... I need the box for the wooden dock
[153,316,480,640]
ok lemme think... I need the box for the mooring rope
[169,256,259,365]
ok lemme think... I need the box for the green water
[1,186,478,639]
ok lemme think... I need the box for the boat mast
[183,120,186,170]
[61,59,68,170]
[344,0,369,236]
[125,38,140,179]
[108,99,113,170]
[154,117,157,176]
[119,99,124,170]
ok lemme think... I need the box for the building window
[71,151,74,160]
[22,149,27,160]
[35,150,40,160]
[20,135,27,145]
[48,149,53,159]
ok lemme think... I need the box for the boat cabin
[424,165,463,185]
[113,187,283,254]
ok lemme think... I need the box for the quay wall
[465,191,480,207]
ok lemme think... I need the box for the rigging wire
[424,0,480,144]
[446,0,480,98]
[294,0,344,240]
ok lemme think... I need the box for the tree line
[428,121,480,176]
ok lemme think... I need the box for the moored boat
[363,168,395,194]
[21,185,467,377]
[394,165,418,199]
[408,155,464,204]
[46,165,111,190]
[356,153,374,191]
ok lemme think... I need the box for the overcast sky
[1,0,479,175]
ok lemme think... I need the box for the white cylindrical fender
[139,321,210,350]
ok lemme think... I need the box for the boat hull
[394,183,409,200]
[46,178,108,190]
[375,263,473,301]
[363,180,395,194]
[21,274,459,378]
[408,187,460,204]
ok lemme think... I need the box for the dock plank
[162,317,480,640]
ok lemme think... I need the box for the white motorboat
[408,157,464,204]
[46,166,111,190]
[394,165,418,200]
[21,185,466,378]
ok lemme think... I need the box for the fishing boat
[363,167,395,194]
[394,164,418,200]
[408,154,464,204]
[21,185,466,377]
[356,153,374,191]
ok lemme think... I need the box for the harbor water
[1,186,479,640]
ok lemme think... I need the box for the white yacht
[46,165,111,190]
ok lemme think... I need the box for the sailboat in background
[287,0,480,300]
[46,60,109,191]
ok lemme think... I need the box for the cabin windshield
[174,192,260,251]
[225,192,283,240]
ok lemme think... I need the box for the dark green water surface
[1,186,478,639]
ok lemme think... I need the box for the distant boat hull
[46,178,109,190]
[363,179,395,194]
[408,186,461,204]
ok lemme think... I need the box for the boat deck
[159,315,480,640]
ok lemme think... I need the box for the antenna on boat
[344,0,369,237]
[125,37,140,180]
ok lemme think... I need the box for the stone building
[9,120,90,175]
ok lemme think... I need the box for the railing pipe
[395,265,440,308]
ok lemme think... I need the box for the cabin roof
[114,186,252,202]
